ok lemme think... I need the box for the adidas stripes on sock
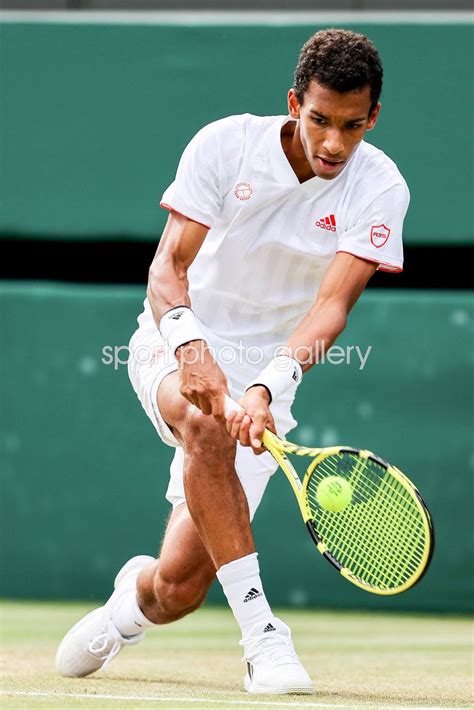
[216,552,276,638]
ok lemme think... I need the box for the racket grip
[224,395,244,417]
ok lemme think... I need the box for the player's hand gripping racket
[224,396,434,595]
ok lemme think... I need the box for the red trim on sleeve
[160,202,211,230]
[336,250,403,274]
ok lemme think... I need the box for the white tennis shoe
[55,555,154,677]
[241,618,313,694]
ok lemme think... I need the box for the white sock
[216,552,276,638]
[112,590,156,637]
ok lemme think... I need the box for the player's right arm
[147,211,229,420]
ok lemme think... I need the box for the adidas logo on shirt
[243,587,263,603]
[315,214,336,232]
[263,623,276,632]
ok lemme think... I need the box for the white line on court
[0,10,473,25]
[0,691,469,710]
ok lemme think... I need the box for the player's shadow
[100,675,239,692]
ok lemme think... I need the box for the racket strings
[305,452,427,590]
[310,492,423,590]
[321,458,425,558]
[326,482,425,587]
[311,455,425,556]
[329,475,426,587]
[306,482,423,587]
[332,487,423,586]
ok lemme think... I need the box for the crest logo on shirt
[234,181,253,201]
[370,224,391,248]
[315,214,336,232]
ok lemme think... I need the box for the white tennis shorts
[127,324,297,520]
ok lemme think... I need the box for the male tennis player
[56,29,408,693]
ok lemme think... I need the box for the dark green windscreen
[1,21,472,243]
[1,283,472,611]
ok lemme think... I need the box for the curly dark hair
[294,29,383,113]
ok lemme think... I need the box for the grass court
[1,601,472,709]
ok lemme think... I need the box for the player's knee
[182,407,233,455]
[138,557,215,623]
[159,580,205,617]
[155,567,214,619]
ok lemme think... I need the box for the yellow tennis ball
[316,476,352,513]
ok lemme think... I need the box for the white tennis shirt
[138,113,409,384]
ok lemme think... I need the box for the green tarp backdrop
[0,19,473,243]
[1,283,472,612]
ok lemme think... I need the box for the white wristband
[159,306,206,355]
[246,355,303,403]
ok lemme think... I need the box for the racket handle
[224,395,244,417]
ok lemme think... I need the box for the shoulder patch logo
[370,224,390,248]
[234,181,253,201]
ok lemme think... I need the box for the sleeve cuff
[160,201,212,230]
[336,246,403,273]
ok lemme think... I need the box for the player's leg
[55,504,215,678]
[152,373,313,694]
[135,503,216,625]
[156,370,256,569]
[156,374,284,636]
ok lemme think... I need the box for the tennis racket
[224,396,434,596]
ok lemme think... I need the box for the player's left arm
[227,252,376,451]
[285,251,377,371]
[228,173,409,450]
